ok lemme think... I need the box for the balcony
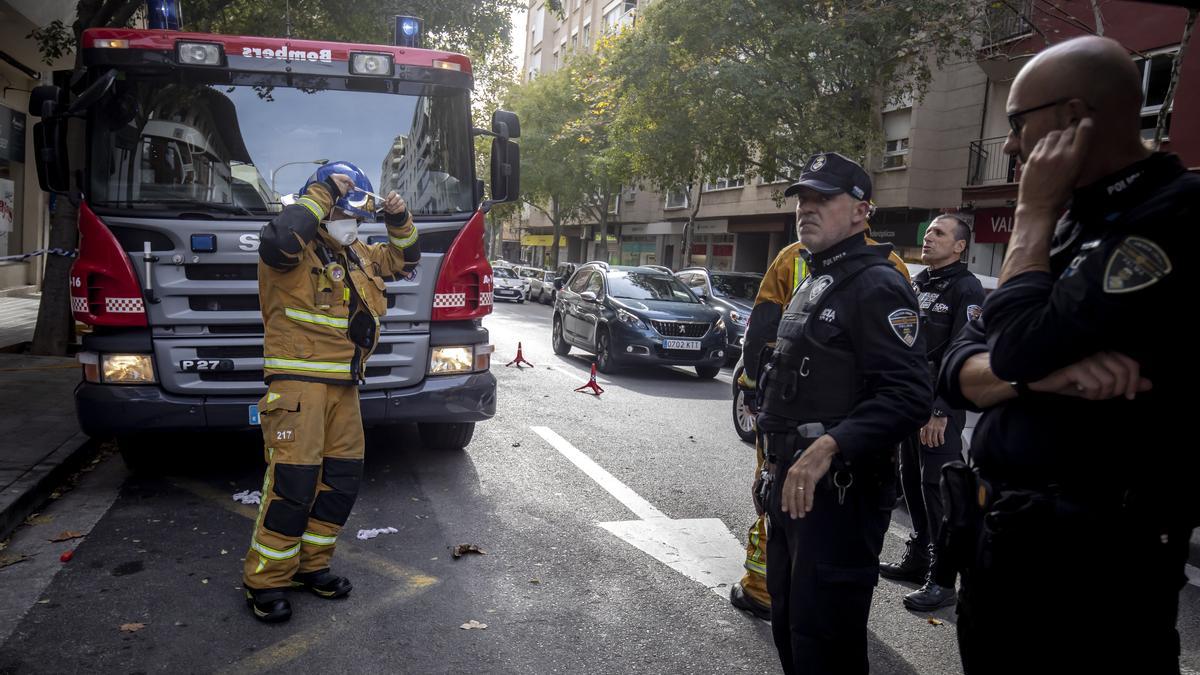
[982,0,1033,48]
[967,137,1017,186]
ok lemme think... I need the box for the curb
[0,433,98,542]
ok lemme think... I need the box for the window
[568,269,592,293]
[582,21,591,47]
[665,187,688,209]
[570,30,579,52]
[882,138,909,169]
[553,50,560,70]
[532,5,544,45]
[603,0,636,33]
[608,273,698,303]
[585,271,604,296]
[1136,49,1178,140]
[703,176,745,192]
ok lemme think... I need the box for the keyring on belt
[833,470,853,505]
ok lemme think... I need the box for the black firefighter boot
[292,568,353,599]
[879,536,930,584]
[245,587,292,623]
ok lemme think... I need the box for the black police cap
[784,152,873,202]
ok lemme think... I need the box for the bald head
[1005,36,1151,183]
[1012,36,1144,137]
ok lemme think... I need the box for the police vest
[759,251,894,426]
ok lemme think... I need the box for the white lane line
[531,426,665,521]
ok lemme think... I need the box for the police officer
[758,152,930,674]
[732,227,909,621]
[243,161,420,623]
[879,214,983,611]
[937,37,1194,673]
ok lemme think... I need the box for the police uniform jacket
[912,261,984,416]
[743,238,910,382]
[938,152,1194,515]
[758,232,931,468]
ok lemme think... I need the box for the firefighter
[243,161,420,623]
[731,202,910,621]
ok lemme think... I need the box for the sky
[510,6,528,73]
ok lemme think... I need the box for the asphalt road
[1,299,1197,674]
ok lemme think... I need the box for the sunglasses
[1007,98,1094,136]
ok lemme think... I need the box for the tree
[610,0,982,213]
[507,67,588,268]
[25,0,521,354]
[506,44,633,266]
[607,3,754,268]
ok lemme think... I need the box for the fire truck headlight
[351,53,394,76]
[177,42,224,66]
[101,354,157,384]
[429,346,473,375]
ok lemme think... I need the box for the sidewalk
[0,353,94,541]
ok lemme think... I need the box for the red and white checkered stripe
[105,297,145,314]
[433,293,466,308]
[479,292,493,306]
[70,295,89,313]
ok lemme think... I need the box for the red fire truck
[28,16,518,466]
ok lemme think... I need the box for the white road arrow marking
[531,426,745,597]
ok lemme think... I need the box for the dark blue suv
[552,263,728,379]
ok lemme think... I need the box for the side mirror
[553,277,564,289]
[580,291,598,303]
[491,109,521,139]
[29,85,64,118]
[488,137,520,204]
[33,119,70,193]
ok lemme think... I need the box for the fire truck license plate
[663,339,701,350]
[179,359,234,371]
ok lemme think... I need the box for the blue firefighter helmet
[303,161,376,220]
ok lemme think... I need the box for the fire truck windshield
[88,73,475,217]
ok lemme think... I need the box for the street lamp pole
[270,159,329,196]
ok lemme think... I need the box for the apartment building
[518,0,1198,276]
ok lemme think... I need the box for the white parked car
[493,266,526,303]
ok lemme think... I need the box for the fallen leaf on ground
[120,623,146,633]
[24,514,53,526]
[0,553,30,569]
[529,578,540,584]
[460,620,487,630]
[452,544,486,559]
[928,618,944,626]
[59,550,74,563]
[201,578,209,584]
[220,549,228,555]
[49,531,86,542]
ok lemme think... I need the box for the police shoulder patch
[887,308,919,347]
[967,304,983,322]
[1103,236,1172,294]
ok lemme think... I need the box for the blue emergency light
[394,16,422,48]
[191,234,217,253]
[146,0,183,30]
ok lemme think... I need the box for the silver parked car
[530,269,556,303]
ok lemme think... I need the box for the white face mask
[326,219,359,246]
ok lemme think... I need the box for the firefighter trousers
[244,379,364,590]
[739,435,771,606]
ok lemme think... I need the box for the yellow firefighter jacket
[257,183,420,384]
